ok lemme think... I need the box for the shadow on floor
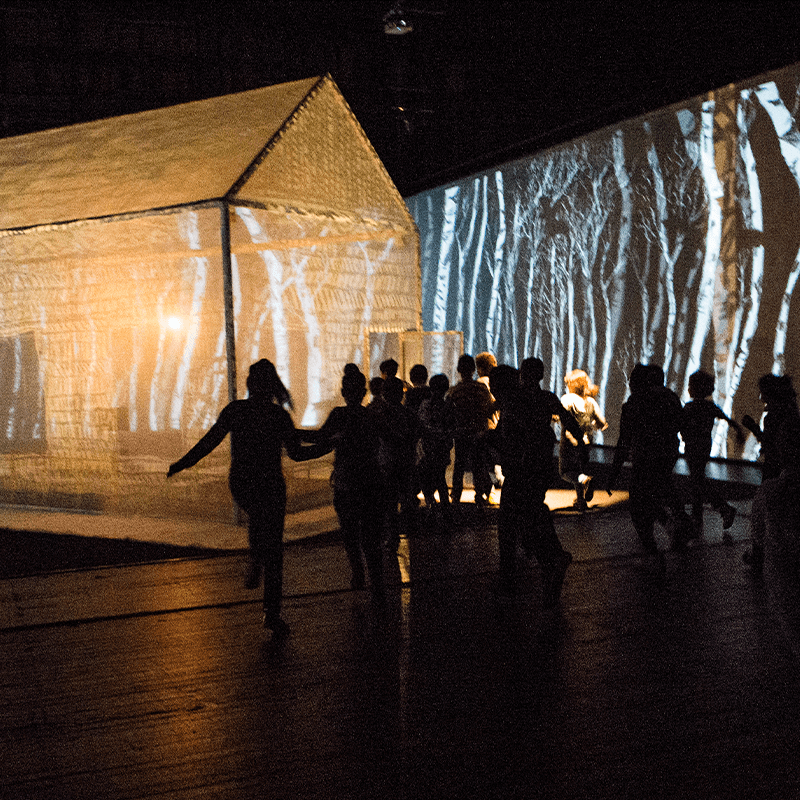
[0,527,243,579]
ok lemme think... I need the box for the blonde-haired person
[559,369,607,511]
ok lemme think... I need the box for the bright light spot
[167,316,182,330]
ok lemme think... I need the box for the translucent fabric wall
[0,203,419,519]
[0,207,233,518]
[230,205,419,427]
[406,66,800,461]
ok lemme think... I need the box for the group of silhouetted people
[167,353,800,636]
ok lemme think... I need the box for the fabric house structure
[0,76,420,521]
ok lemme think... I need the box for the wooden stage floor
[3,494,800,799]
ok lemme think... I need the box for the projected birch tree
[406,67,800,457]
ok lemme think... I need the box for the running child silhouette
[167,359,329,636]
[680,369,743,539]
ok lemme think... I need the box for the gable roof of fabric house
[0,74,414,232]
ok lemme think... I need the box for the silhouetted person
[317,371,386,601]
[417,373,452,519]
[404,363,431,507]
[316,369,387,600]
[368,376,385,408]
[741,373,800,570]
[343,362,361,378]
[742,374,800,481]
[376,375,419,546]
[404,363,431,415]
[475,351,501,497]
[559,369,607,512]
[750,434,800,656]
[380,358,399,381]
[446,354,493,507]
[167,359,328,635]
[681,370,742,537]
[491,359,584,606]
[609,364,693,559]
[475,351,498,427]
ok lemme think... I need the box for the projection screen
[406,64,800,460]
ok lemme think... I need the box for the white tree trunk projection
[149,282,174,431]
[755,82,800,375]
[433,187,459,332]
[170,210,208,430]
[455,179,481,333]
[235,207,292,386]
[686,99,724,381]
[289,249,324,427]
[485,171,507,354]
[409,67,800,456]
[597,129,632,415]
[355,239,397,367]
[466,175,489,354]
[718,90,764,458]
[643,121,683,377]
[234,207,332,426]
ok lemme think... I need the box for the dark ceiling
[4,1,800,197]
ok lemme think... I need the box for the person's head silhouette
[520,357,544,389]
[247,359,293,409]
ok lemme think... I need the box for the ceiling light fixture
[383,5,413,36]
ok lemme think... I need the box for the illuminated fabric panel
[0,208,233,519]
[0,76,420,519]
[230,206,419,428]
[407,63,800,460]
[0,78,319,229]
[233,77,413,228]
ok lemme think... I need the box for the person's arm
[717,404,746,444]
[480,383,494,423]
[167,408,232,477]
[282,411,333,462]
[742,414,763,442]
[552,395,584,444]
[591,398,608,431]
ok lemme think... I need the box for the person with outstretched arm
[167,359,330,636]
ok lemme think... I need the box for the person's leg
[519,489,572,608]
[690,454,735,526]
[497,499,520,594]
[686,457,705,523]
[435,461,451,512]
[657,459,695,546]
[522,473,570,566]
[246,495,289,633]
[451,436,467,503]
[230,478,264,589]
[261,514,285,621]
[418,455,435,507]
[629,469,659,553]
[359,490,386,600]
[561,467,585,510]
[744,485,766,571]
[472,433,493,505]
[398,462,419,519]
[334,492,366,589]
